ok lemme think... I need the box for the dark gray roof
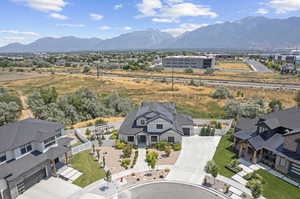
[0,145,69,181]
[0,118,64,153]
[119,110,143,135]
[262,107,300,130]
[236,118,258,132]
[119,102,193,136]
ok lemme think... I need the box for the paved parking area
[17,177,81,199]
[167,136,221,184]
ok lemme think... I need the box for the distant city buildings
[162,56,215,69]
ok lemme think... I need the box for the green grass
[70,150,105,187]
[256,169,300,199]
[212,130,237,177]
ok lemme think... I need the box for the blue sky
[0,0,300,46]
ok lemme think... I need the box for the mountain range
[1,16,300,53]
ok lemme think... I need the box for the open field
[0,71,46,82]
[215,63,252,71]
[0,74,297,119]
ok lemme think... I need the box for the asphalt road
[121,182,225,199]
[244,58,273,73]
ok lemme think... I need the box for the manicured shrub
[115,140,126,149]
[121,158,131,169]
[172,143,181,151]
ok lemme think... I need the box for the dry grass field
[0,71,46,82]
[0,74,297,119]
[215,63,252,71]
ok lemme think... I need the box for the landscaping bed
[147,148,180,165]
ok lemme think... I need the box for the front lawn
[256,169,300,199]
[212,130,237,177]
[70,150,105,187]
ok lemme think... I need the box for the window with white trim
[44,136,56,148]
[280,158,286,167]
[20,143,32,155]
[0,152,6,163]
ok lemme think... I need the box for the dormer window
[141,120,145,125]
[20,143,32,155]
[0,152,6,163]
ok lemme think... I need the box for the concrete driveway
[17,177,81,199]
[167,136,221,184]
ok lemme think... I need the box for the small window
[128,136,134,142]
[280,158,286,167]
[156,124,163,129]
[20,143,32,155]
[44,136,56,148]
[141,120,145,125]
[0,153,6,163]
[168,137,175,143]
[151,136,158,142]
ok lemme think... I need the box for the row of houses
[1,102,300,199]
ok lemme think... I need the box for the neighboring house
[0,118,72,199]
[119,102,194,146]
[234,107,300,180]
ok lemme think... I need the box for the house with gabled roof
[0,118,72,199]
[119,102,194,146]
[234,107,300,180]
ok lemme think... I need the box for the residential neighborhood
[2,0,300,199]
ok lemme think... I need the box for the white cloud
[256,8,269,15]
[137,0,162,17]
[137,0,217,21]
[0,30,40,36]
[11,0,68,12]
[268,0,300,13]
[122,26,132,30]
[90,13,104,21]
[152,18,178,23]
[99,26,111,30]
[162,23,208,37]
[160,3,218,18]
[56,24,85,28]
[114,4,123,10]
[49,13,68,20]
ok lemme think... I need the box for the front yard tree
[164,145,172,157]
[104,170,112,183]
[122,144,132,158]
[146,151,158,169]
[205,160,219,184]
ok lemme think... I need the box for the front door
[138,135,147,144]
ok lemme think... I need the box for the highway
[244,58,273,73]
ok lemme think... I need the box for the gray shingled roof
[119,102,193,136]
[0,144,69,181]
[0,118,64,153]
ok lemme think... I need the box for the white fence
[71,141,93,155]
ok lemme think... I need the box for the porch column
[252,150,257,164]
[65,152,68,164]
[239,143,244,157]
[51,160,57,174]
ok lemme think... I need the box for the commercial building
[0,118,72,199]
[119,102,194,146]
[162,56,215,69]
